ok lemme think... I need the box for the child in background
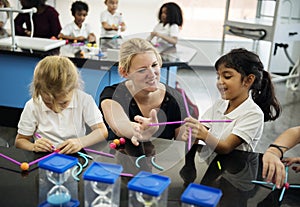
[100,0,126,38]
[0,0,10,37]
[15,56,108,154]
[147,2,183,46]
[262,126,300,188]
[14,0,62,38]
[58,1,96,43]
[180,48,281,185]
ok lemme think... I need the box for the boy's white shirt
[60,21,94,38]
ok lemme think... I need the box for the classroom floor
[0,67,299,158]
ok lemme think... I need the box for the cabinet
[221,0,300,74]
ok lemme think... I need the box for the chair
[0,137,9,147]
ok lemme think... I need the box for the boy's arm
[101,21,118,31]
[58,33,86,42]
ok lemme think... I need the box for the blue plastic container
[38,153,79,207]
[181,183,222,207]
[127,171,171,207]
[83,162,123,207]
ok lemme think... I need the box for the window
[167,0,257,40]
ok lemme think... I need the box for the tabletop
[0,139,299,207]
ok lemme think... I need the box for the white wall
[56,0,162,39]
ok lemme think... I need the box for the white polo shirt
[100,10,123,37]
[17,90,103,147]
[151,23,180,46]
[201,95,264,152]
[60,21,93,39]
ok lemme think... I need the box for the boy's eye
[224,75,232,79]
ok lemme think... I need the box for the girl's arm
[183,116,243,154]
[57,123,108,154]
[15,133,53,152]
[151,31,178,45]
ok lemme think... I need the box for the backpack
[175,81,199,119]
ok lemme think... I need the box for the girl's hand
[283,157,300,173]
[150,31,158,38]
[57,138,82,154]
[262,150,286,188]
[183,117,208,140]
[33,138,53,152]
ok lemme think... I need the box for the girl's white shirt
[17,89,103,147]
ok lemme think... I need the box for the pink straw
[28,151,57,166]
[83,148,115,158]
[0,153,22,166]
[180,89,192,150]
[121,172,134,177]
[34,133,42,139]
[180,90,191,117]
[148,119,232,126]
[34,133,55,150]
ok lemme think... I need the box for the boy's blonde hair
[31,56,82,106]
[118,38,162,77]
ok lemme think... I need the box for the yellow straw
[217,161,221,170]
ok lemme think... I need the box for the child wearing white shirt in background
[147,2,183,47]
[59,1,96,43]
[100,0,126,38]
